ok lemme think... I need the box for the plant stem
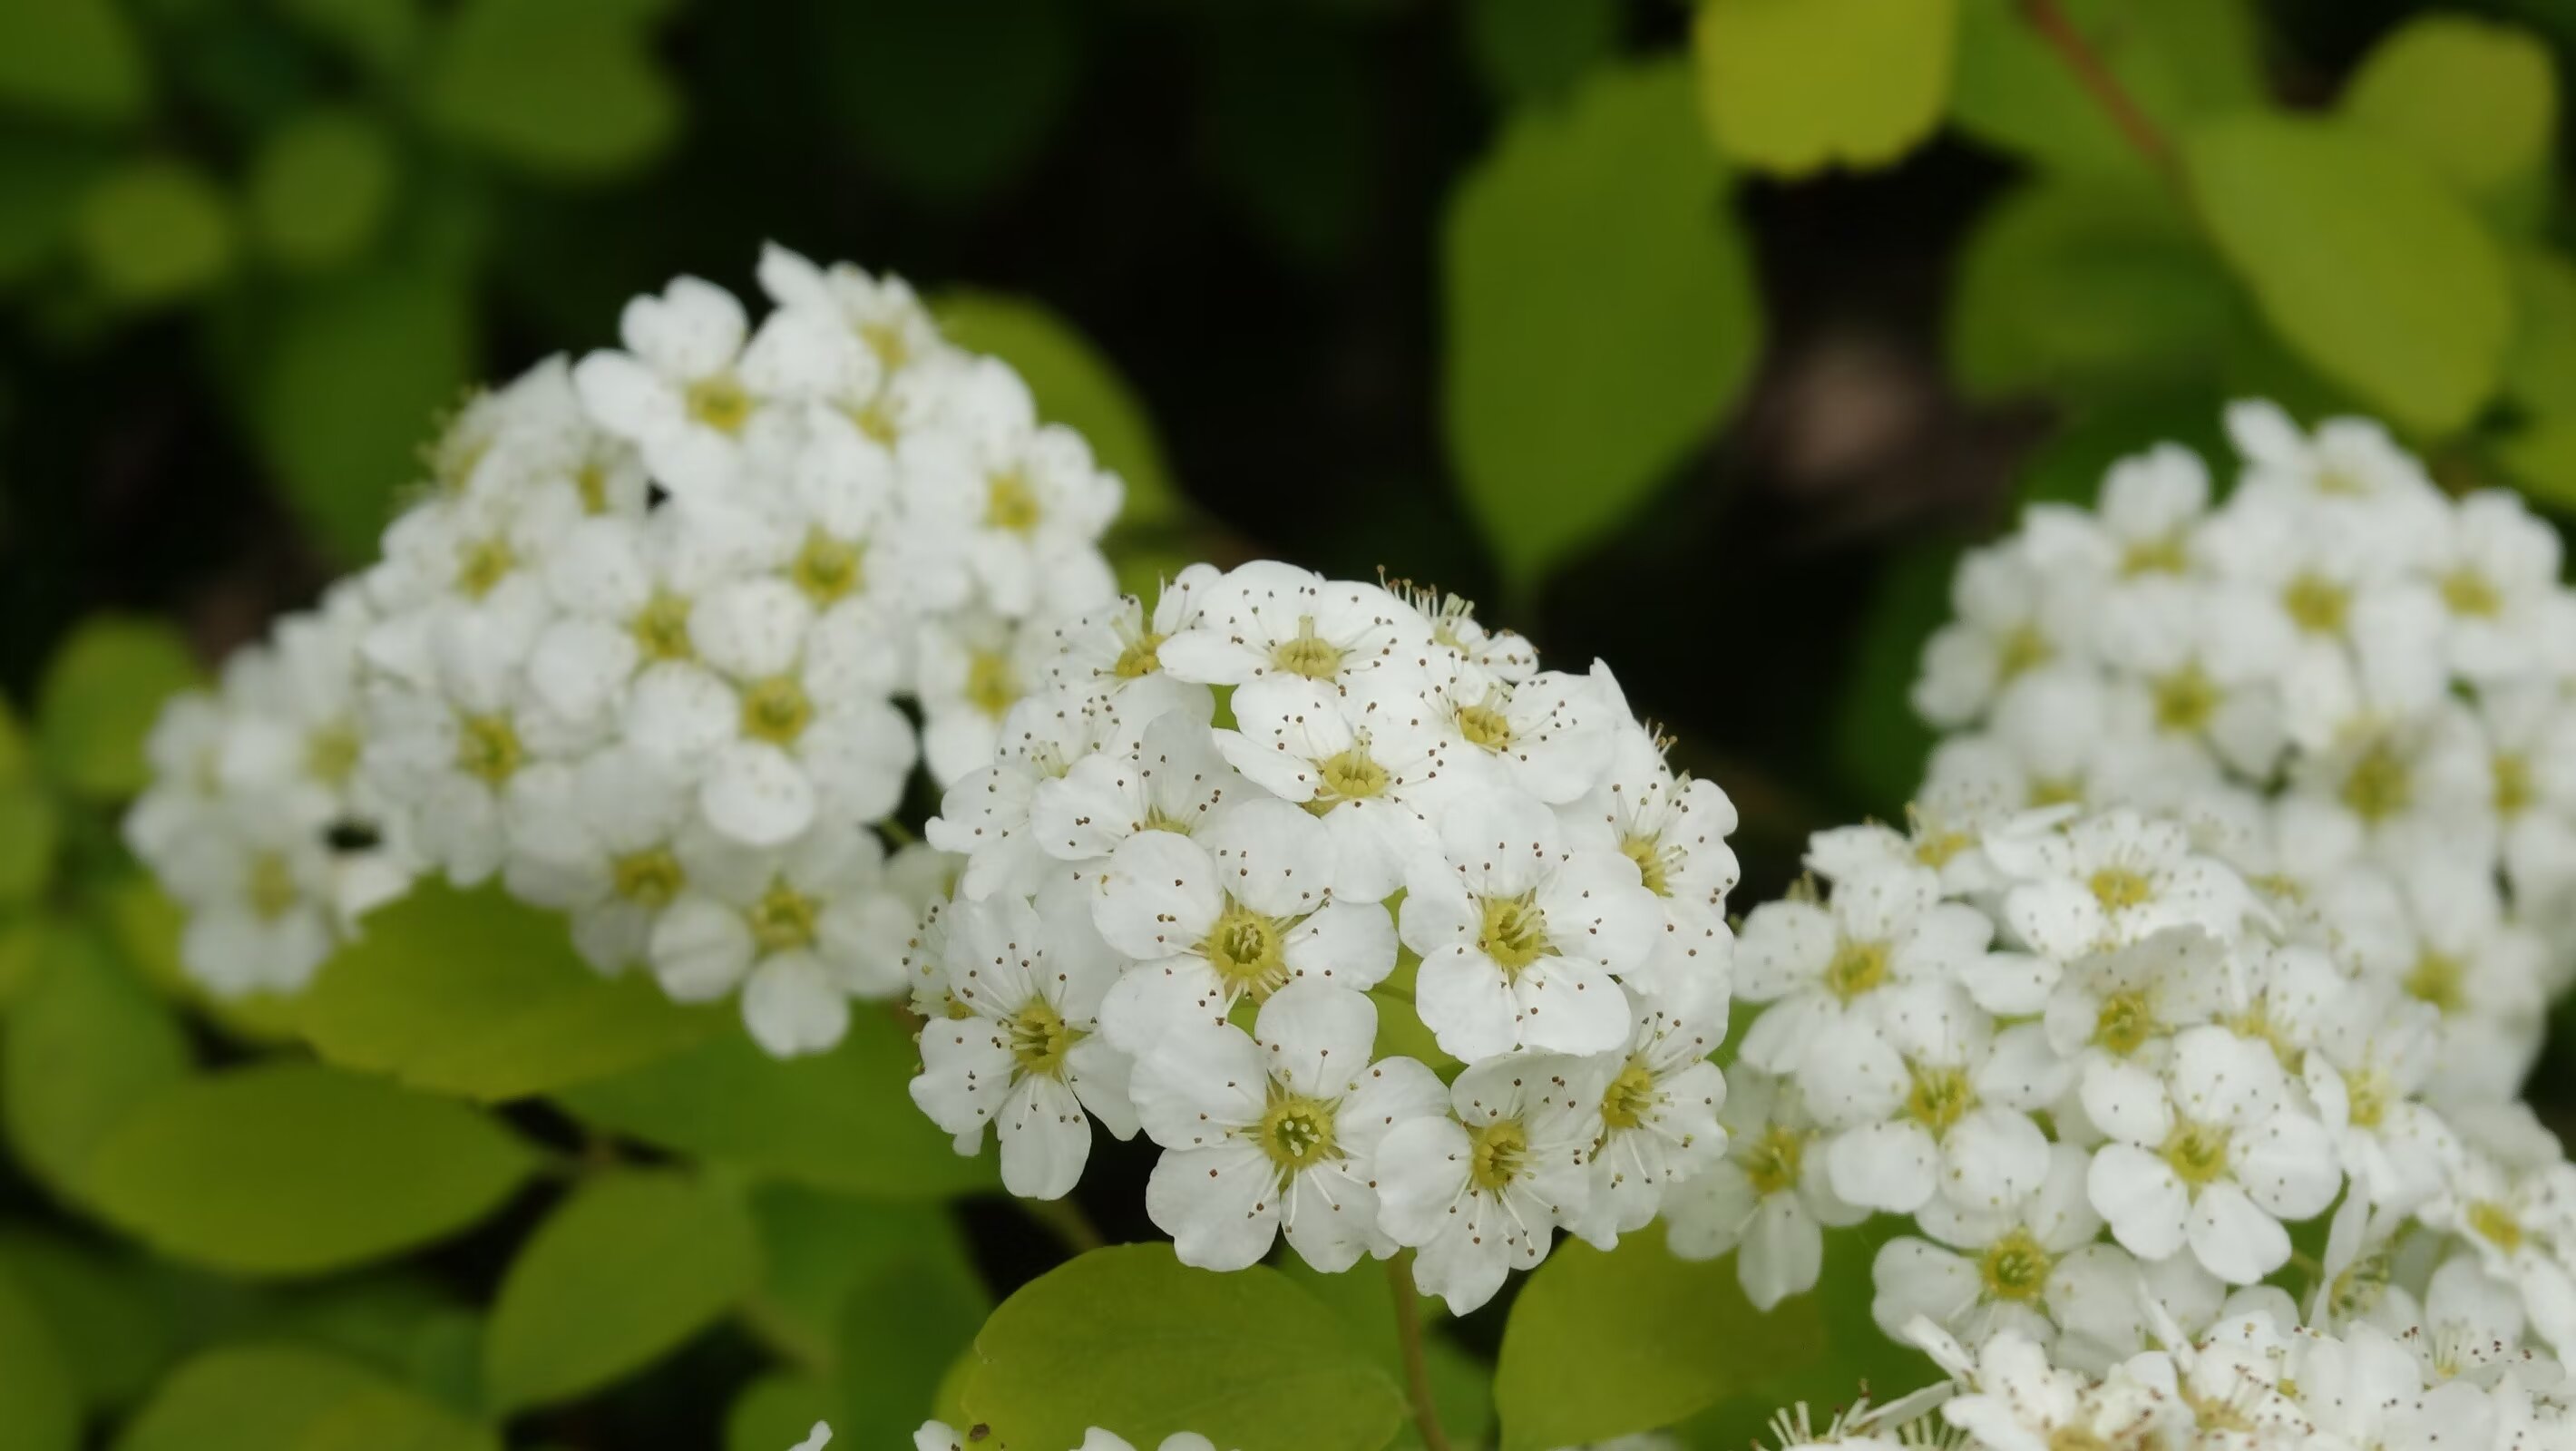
[2017,0,2177,172]
[1386,1252,1453,1451]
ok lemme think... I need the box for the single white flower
[1663,1067,1866,1310]
[1565,978,1731,1247]
[1734,863,1990,1082]
[503,745,694,973]
[1156,562,1437,694]
[1558,686,1740,999]
[1215,672,1457,902]
[574,276,841,498]
[1869,1143,2103,1353]
[925,686,1130,902]
[1913,540,2093,729]
[1027,706,1245,878]
[1987,808,2256,961]
[1375,1052,1605,1314]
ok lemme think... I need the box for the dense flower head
[125,246,1122,1055]
[909,561,1743,1312]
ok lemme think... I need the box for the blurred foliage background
[1,1,2574,1448]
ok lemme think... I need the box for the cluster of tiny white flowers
[904,561,1742,1314]
[1913,400,2576,1109]
[125,245,1121,1056]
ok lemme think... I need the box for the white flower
[1130,983,1445,1272]
[2021,441,2211,586]
[1921,1325,2182,1451]
[1566,979,1731,1247]
[503,745,694,973]
[2225,398,2449,561]
[1810,981,2058,1215]
[1398,789,1660,1060]
[159,801,351,995]
[2299,983,2453,1212]
[524,509,770,733]
[1156,563,1436,693]
[649,824,912,1055]
[1558,686,1740,998]
[574,276,837,499]
[915,607,1064,786]
[1869,1143,2102,1352]
[1027,706,1244,881]
[2321,858,2547,1105]
[1375,1053,1604,1314]
[1093,797,1394,1050]
[910,888,1137,1199]
[1215,673,1457,902]
[2083,1024,2340,1284]
[1419,664,1615,805]
[900,357,1121,618]
[2289,700,2497,871]
[1987,808,2255,961]
[1913,540,2091,729]
[1734,863,1989,1083]
[2418,490,2574,683]
[925,687,1130,901]
[1039,565,1223,718]
[1664,1068,1865,1310]
[2483,684,2576,907]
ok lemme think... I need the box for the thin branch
[2017,0,2177,171]
[1386,1253,1454,1451]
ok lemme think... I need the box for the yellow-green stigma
[247,852,300,920]
[2093,988,2154,1057]
[2471,1200,2524,1252]
[686,373,752,434]
[2160,1120,2230,1189]
[790,529,865,605]
[1822,939,1889,1002]
[1995,624,2053,681]
[2089,866,2152,912]
[2441,568,2502,618]
[1456,691,1513,754]
[1621,833,1672,898]
[1009,998,1075,1076]
[740,676,815,745]
[1256,1089,1339,1175]
[2404,950,2467,1016]
[1467,1117,1527,1193]
[1113,630,1166,680]
[455,536,517,599]
[1477,893,1552,977]
[1310,742,1390,813]
[575,461,612,513]
[860,321,910,372]
[1742,1125,1803,1196]
[2151,664,2220,735]
[306,722,361,787]
[1271,617,1342,681]
[2121,534,2188,577]
[455,714,524,785]
[1598,1059,1659,1131]
[630,590,694,662]
[748,881,820,954]
[1976,1228,2052,1302]
[611,849,685,908]
[984,470,1042,534]
[2345,1067,2389,1130]
[2027,776,2083,809]
[1905,1066,1974,1135]
[2340,741,2412,823]
[1203,901,1291,999]
[2283,573,2350,635]
[2496,753,2534,817]
[966,649,1020,720]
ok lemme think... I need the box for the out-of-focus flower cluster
[907,561,1742,1314]
[1914,401,2576,1105]
[124,245,1121,1056]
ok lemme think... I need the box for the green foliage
[836,1244,989,1447]
[83,1062,536,1277]
[297,884,723,1103]
[934,291,1182,529]
[0,1257,78,1451]
[2341,15,2557,223]
[744,1185,976,1370]
[74,161,235,307]
[1444,61,1760,591]
[2184,113,2513,436]
[0,1230,178,1412]
[116,1344,497,1451]
[556,1012,1000,1199]
[0,703,56,906]
[2507,250,2576,415]
[424,0,679,179]
[961,1243,1406,1451]
[726,1374,836,1451]
[2,925,191,1202]
[483,1170,760,1413]
[1691,0,1958,175]
[1948,0,2261,177]
[34,618,200,803]
[249,112,399,271]
[0,0,147,127]
[1465,0,1620,103]
[0,134,110,284]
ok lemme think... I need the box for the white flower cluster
[1913,401,2576,1107]
[905,561,1742,1313]
[124,245,1123,1056]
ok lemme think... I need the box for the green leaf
[1,923,190,1201]
[252,259,473,561]
[745,1184,975,1369]
[964,1244,1404,1451]
[297,883,723,1102]
[249,111,397,270]
[2499,414,2576,513]
[1495,1224,1826,1451]
[424,0,678,178]
[1949,0,2261,177]
[0,774,59,904]
[556,1011,1000,1200]
[0,1229,175,1412]
[34,616,199,801]
[0,0,147,126]
[1277,1261,1493,1451]
[2183,113,2513,436]
[2342,15,2556,215]
[0,133,112,284]
[807,0,1081,204]
[1443,61,1761,590]
[726,1374,839,1451]
[1947,179,2237,401]
[2505,250,2576,417]
[1464,0,1620,103]
[116,1345,498,1451]
[278,0,425,74]
[84,1061,535,1277]
[74,160,233,306]
[1691,0,1958,175]
[838,1244,988,1448]
[483,1170,758,1413]
[933,290,1182,529]
[0,1259,77,1451]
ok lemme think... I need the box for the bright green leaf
[483,1170,758,1413]
[1444,61,1761,590]
[1949,0,2262,177]
[1948,179,2237,400]
[116,1344,498,1451]
[0,775,58,904]
[933,290,1182,528]
[1692,0,1958,175]
[2505,250,2576,417]
[2183,113,2513,435]
[0,1260,77,1451]
[0,1230,172,1413]
[85,1061,535,1277]
[0,0,147,126]
[838,1247,988,1448]
[1,924,190,1201]
[253,259,473,560]
[34,616,199,801]
[1278,1260,1493,1451]
[424,0,678,178]
[727,1374,839,1451]
[808,0,1081,204]
[1496,1225,1826,1451]
[1465,0,1619,103]
[2343,15,2556,211]
[556,1011,999,1199]
[2500,414,2576,513]
[0,133,112,284]
[298,883,723,1102]
[746,1184,975,1370]
[962,1242,1404,1451]
[74,160,233,306]
[249,111,398,270]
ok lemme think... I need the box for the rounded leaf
[117,1344,498,1451]
[74,161,232,306]
[2342,15,2556,209]
[1692,0,1958,175]
[0,1260,76,1451]
[249,110,397,269]
[34,617,200,802]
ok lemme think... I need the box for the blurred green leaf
[35,615,199,801]
[2505,250,2576,418]
[85,1061,535,1277]
[1691,0,1958,175]
[1464,0,1619,103]
[556,1011,1000,1199]
[726,1375,838,1451]
[838,1247,988,1448]
[0,134,112,285]
[2,924,191,1202]
[1949,0,2261,177]
[425,0,678,179]
[962,1243,1404,1451]
[746,1184,974,1369]
[0,1229,173,1412]
[935,289,1182,530]
[1948,179,2235,400]
[0,776,57,905]
[1278,1260,1493,1451]
[74,161,234,306]
[2499,414,2576,513]
[2342,15,2556,223]
[483,1170,759,1413]
[0,1258,78,1451]
[278,0,424,74]
[2184,113,2513,436]
[1444,61,1761,591]
[252,258,473,561]
[0,0,147,127]
[809,0,1080,204]
[117,1344,498,1451]
[297,883,724,1103]
[1496,1224,1825,1451]
[249,111,398,270]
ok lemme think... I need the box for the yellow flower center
[611,849,685,908]
[686,373,752,434]
[630,590,694,662]
[2089,866,2152,912]
[575,461,611,513]
[2345,1067,2389,1130]
[2471,1200,2525,1252]
[1467,1117,1527,1193]
[966,648,1020,720]
[247,852,300,920]
[455,537,517,599]
[1203,901,1291,1000]
[2441,568,2502,618]
[1457,692,1513,754]
[2341,740,2412,823]
[1743,1125,1802,1197]
[1113,630,1166,681]
[306,722,361,787]
[1915,831,1971,869]
[2160,1119,2230,1189]
[984,470,1042,534]
[1823,940,1889,1002]
[2093,988,2155,1057]
[1621,834,1672,898]
[2496,753,2534,817]
[1271,617,1342,681]
[2283,573,2350,635]
[844,398,898,445]
[2151,664,2220,735]
[1905,1066,1975,1135]
[1477,894,1552,976]
[1995,623,2053,681]
[2120,534,2188,577]
[860,321,910,372]
[1598,1058,1659,1131]
[455,714,523,785]
[2405,951,2467,1016]
[1976,1227,2052,1302]
[740,676,814,746]
[1311,743,1390,812]
[747,881,820,954]
[1257,1089,1339,1175]
[1009,999,1075,1076]
[2028,776,2083,809]
[790,529,864,605]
